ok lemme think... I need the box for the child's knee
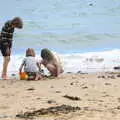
[46,64,55,71]
[5,56,10,62]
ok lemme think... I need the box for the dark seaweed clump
[16,104,81,119]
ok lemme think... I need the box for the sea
[0,0,120,77]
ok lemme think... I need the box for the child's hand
[19,68,22,73]
[19,62,25,73]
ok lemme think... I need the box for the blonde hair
[26,48,35,57]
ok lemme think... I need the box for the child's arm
[54,62,61,77]
[37,61,42,72]
[40,59,48,66]
[19,61,25,73]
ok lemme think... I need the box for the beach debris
[98,75,106,79]
[63,95,81,101]
[105,83,111,86]
[77,71,82,74]
[67,72,72,74]
[85,93,89,96]
[102,94,110,97]
[116,74,120,77]
[88,99,104,102]
[80,83,85,87]
[77,71,88,74]
[82,86,88,89]
[112,106,120,110]
[55,90,61,93]
[50,85,54,88]
[70,82,74,85]
[16,104,81,119]
[36,97,41,100]
[98,75,115,79]
[86,57,104,63]
[83,107,103,112]
[113,66,120,70]
[116,106,120,110]
[0,114,15,119]
[47,100,56,104]
[117,98,120,102]
[1,85,5,88]
[70,81,79,86]
[99,100,104,102]
[107,75,115,79]
[72,76,76,79]
[26,87,35,91]
[0,115,8,118]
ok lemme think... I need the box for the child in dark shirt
[0,17,23,79]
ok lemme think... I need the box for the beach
[0,72,120,120]
[0,0,120,119]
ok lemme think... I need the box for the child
[40,48,64,77]
[19,48,43,80]
[0,17,23,79]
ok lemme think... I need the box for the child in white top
[19,48,42,80]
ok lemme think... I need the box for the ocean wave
[0,49,120,77]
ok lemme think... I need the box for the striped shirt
[0,20,14,42]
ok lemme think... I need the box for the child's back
[19,48,42,80]
[23,56,39,73]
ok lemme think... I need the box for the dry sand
[0,73,120,120]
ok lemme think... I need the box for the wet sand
[0,73,120,120]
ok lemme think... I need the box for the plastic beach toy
[19,72,28,80]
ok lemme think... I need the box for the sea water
[0,0,120,75]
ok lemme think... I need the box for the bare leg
[35,73,43,81]
[2,56,10,79]
[46,64,57,77]
[1,47,11,79]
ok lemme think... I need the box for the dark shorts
[0,41,12,56]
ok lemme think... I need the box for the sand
[0,72,120,120]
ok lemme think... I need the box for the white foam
[61,49,120,73]
[0,49,120,77]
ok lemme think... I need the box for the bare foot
[1,74,9,80]
[35,76,43,81]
